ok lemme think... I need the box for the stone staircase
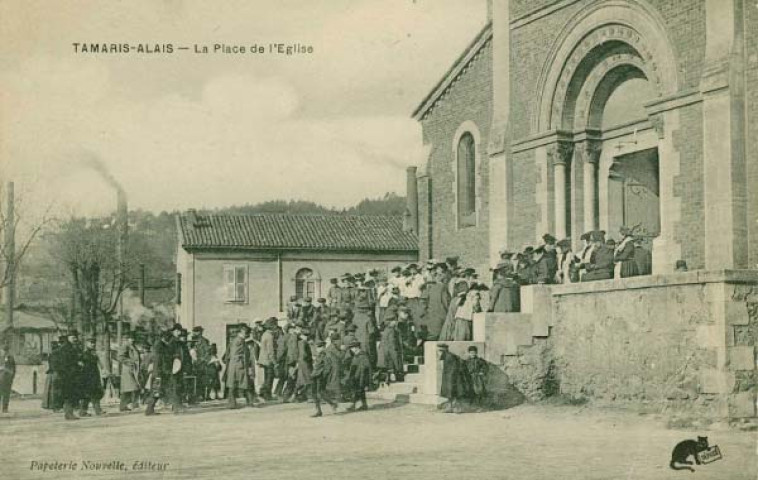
[367,354,444,406]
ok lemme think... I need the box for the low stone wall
[469,270,757,419]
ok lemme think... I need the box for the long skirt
[438,302,459,341]
[452,318,473,341]
[42,373,61,410]
[405,298,424,331]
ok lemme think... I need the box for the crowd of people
[20,225,662,418]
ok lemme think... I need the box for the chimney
[187,209,199,229]
[404,166,419,235]
[138,264,146,306]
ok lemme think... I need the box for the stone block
[696,325,722,348]
[699,369,735,394]
[728,346,756,371]
[726,300,750,326]
[728,392,757,418]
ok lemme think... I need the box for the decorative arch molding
[534,0,678,133]
[451,120,483,229]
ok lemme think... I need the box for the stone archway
[532,0,679,265]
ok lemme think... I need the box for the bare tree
[49,216,151,373]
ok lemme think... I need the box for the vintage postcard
[0,1,756,479]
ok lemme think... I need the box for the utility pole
[4,181,15,332]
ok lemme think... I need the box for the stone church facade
[410,0,757,274]
[398,0,758,419]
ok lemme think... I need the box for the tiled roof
[177,213,418,252]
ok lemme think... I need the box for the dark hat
[492,261,511,271]
[606,239,616,247]
[368,268,380,276]
[330,278,338,284]
[406,263,419,271]
[557,238,571,248]
[289,295,298,302]
[315,340,326,348]
[437,343,449,350]
[472,283,490,292]
[534,245,545,254]
[523,246,534,254]
[317,297,326,304]
[445,256,459,265]
[253,318,263,324]
[363,279,375,287]
[462,268,476,276]
[171,323,183,332]
[542,233,557,245]
[467,345,478,353]
[192,326,204,333]
[347,340,361,348]
[590,230,605,242]
[390,266,402,273]
[580,232,592,241]
[303,297,312,303]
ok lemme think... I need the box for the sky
[0,0,487,219]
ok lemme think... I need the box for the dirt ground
[0,397,755,480]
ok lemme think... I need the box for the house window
[224,265,248,303]
[295,268,318,300]
[457,132,477,227]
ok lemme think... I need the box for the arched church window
[295,268,318,300]
[457,132,476,227]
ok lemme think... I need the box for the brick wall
[672,102,705,269]
[510,150,539,248]
[745,8,758,268]
[419,40,493,272]
[509,0,706,141]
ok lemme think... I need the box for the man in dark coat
[279,323,300,402]
[465,346,488,410]
[422,268,451,340]
[0,343,16,414]
[58,331,84,420]
[377,317,404,382]
[297,297,316,329]
[310,341,338,417]
[313,298,330,341]
[533,234,558,284]
[438,343,471,414]
[145,330,175,416]
[79,338,104,416]
[225,324,253,409]
[165,325,186,413]
[257,317,278,400]
[192,326,211,401]
[583,231,615,281]
[346,341,371,412]
[351,292,377,368]
[294,328,313,402]
[633,237,652,276]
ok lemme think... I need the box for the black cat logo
[669,436,723,472]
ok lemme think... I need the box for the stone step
[408,393,444,406]
[366,391,410,404]
[388,382,418,395]
[402,373,423,384]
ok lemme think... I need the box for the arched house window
[295,268,320,300]
[455,125,479,228]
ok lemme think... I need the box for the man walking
[58,331,84,420]
[0,343,16,414]
[79,338,105,417]
[346,341,371,412]
[257,317,278,401]
[118,332,142,412]
[310,340,338,417]
[225,324,253,409]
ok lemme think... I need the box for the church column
[548,142,573,239]
[581,142,600,233]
